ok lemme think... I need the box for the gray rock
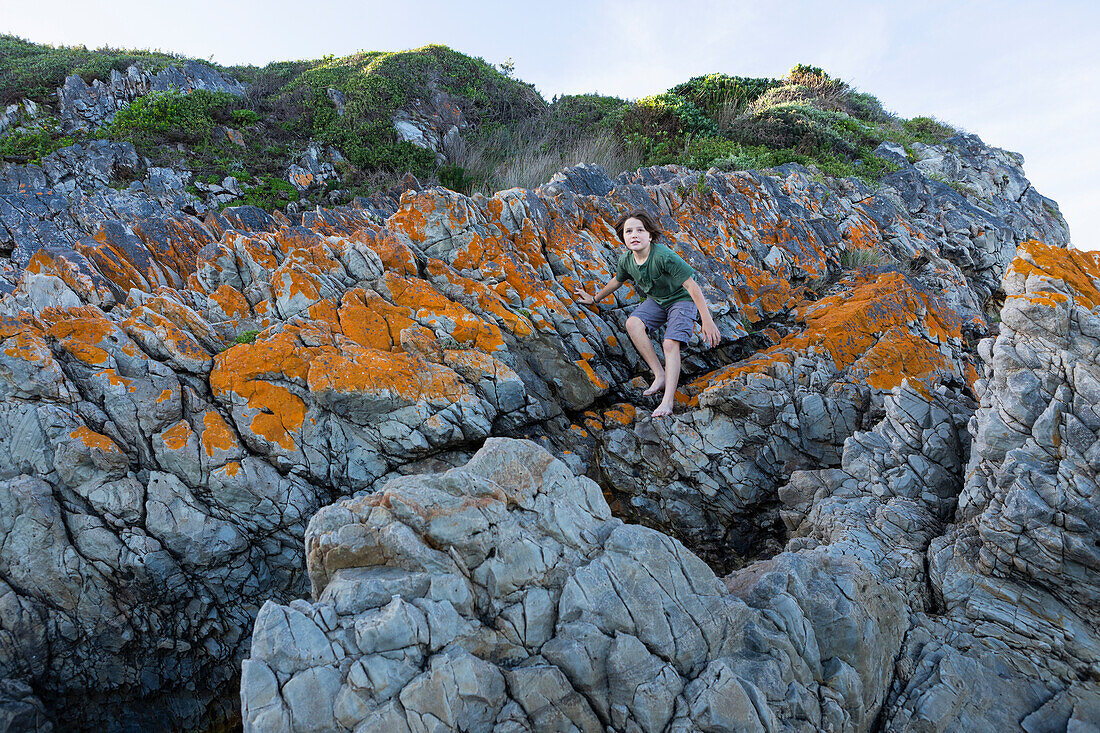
[58,61,246,132]
[243,438,916,732]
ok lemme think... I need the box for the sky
[4,0,1098,248]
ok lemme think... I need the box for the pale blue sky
[4,0,1097,249]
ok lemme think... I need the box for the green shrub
[0,34,196,105]
[104,89,239,143]
[438,163,482,194]
[238,175,299,210]
[234,329,260,344]
[903,116,955,143]
[669,74,777,113]
[547,94,626,134]
[0,127,74,164]
[632,92,718,136]
[231,108,260,126]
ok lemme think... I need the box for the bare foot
[642,375,666,396]
[652,401,675,418]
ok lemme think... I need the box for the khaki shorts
[630,298,698,343]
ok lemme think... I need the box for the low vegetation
[0,35,959,206]
[0,34,190,105]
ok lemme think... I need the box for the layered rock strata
[881,241,1100,730]
[0,129,1076,730]
[244,240,1100,729]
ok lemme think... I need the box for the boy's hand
[573,287,595,305]
[701,320,721,348]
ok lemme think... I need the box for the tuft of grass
[234,329,260,344]
[840,247,887,269]
[441,118,644,193]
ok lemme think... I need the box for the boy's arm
[575,277,623,306]
[683,277,721,347]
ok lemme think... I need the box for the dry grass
[444,119,646,194]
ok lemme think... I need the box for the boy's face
[622,217,652,253]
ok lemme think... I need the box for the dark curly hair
[613,209,663,244]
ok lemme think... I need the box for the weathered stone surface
[392,90,471,165]
[879,241,1100,731]
[243,438,910,732]
[0,122,1083,731]
[285,142,349,194]
[58,60,246,133]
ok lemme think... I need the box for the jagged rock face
[0,142,204,293]
[0,127,1078,731]
[57,60,247,133]
[880,241,1100,731]
[0,99,42,137]
[392,89,469,165]
[243,438,910,732]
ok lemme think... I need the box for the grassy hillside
[0,36,957,209]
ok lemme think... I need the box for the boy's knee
[626,316,647,334]
[662,338,682,353]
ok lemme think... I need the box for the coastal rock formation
[243,238,1100,730]
[881,242,1100,731]
[0,119,1086,731]
[243,437,911,733]
[57,60,247,133]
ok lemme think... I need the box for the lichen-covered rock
[879,241,1100,731]
[0,124,1078,730]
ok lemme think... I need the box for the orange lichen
[69,426,122,453]
[210,331,311,450]
[273,263,323,306]
[156,389,173,404]
[338,289,415,351]
[693,271,964,397]
[288,171,314,189]
[306,343,476,405]
[352,229,418,275]
[43,307,120,367]
[602,404,637,426]
[201,410,239,456]
[850,327,951,391]
[24,250,109,302]
[160,420,194,451]
[425,260,534,338]
[1,322,51,364]
[1010,240,1100,309]
[387,194,432,243]
[122,307,211,365]
[574,359,608,390]
[841,214,882,251]
[245,382,304,451]
[74,231,155,293]
[385,273,505,351]
[131,216,211,288]
[210,284,250,319]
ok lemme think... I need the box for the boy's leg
[625,299,668,395]
[653,339,682,417]
[652,301,699,417]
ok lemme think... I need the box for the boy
[574,209,721,417]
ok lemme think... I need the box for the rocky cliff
[0,41,1094,733]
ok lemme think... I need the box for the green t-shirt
[615,242,695,309]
